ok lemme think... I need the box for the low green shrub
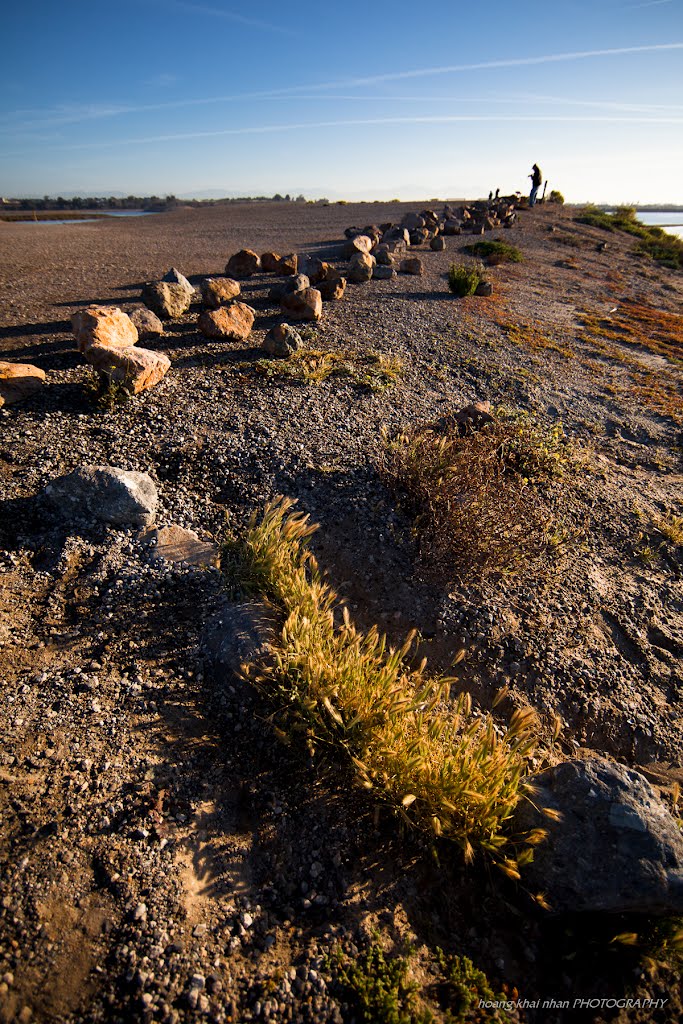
[575,206,682,268]
[448,261,484,297]
[548,190,565,204]
[83,372,134,411]
[463,241,523,265]
[330,944,428,1024]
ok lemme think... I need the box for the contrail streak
[6,113,681,156]
[2,42,681,128]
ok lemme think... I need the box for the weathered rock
[263,323,304,358]
[202,599,278,698]
[399,257,423,276]
[201,277,241,309]
[129,307,164,340]
[409,227,429,246]
[512,757,683,915]
[277,253,298,276]
[0,361,46,408]
[141,282,192,319]
[44,466,158,528]
[443,219,462,235]
[430,236,446,251]
[347,251,375,283]
[475,281,493,296]
[318,275,347,301]
[225,249,261,278]
[71,305,138,353]
[260,252,282,273]
[420,209,439,229]
[198,303,255,341]
[280,287,322,321]
[372,265,396,281]
[401,212,426,230]
[374,245,395,266]
[454,401,494,434]
[84,343,171,394]
[382,226,410,246]
[145,525,220,567]
[298,256,327,283]
[343,235,372,258]
[268,274,310,302]
[162,267,195,298]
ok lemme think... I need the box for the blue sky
[1,1,682,202]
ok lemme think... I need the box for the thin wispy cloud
[6,112,682,157]
[3,42,681,130]
[147,0,296,36]
[508,92,683,113]
[626,1,672,9]
[295,43,683,91]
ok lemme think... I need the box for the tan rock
[280,287,322,321]
[260,252,282,272]
[201,277,241,309]
[400,257,424,276]
[318,275,346,301]
[141,281,192,319]
[84,343,171,394]
[129,307,164,340]
[455,401,494,434]
[277,253,298,276]
[225,249,261,278]
[71,305,138,354]
[198,303,255,340]
[0,361,46,407]
[343,235,372,258]
[145,525,220,567]
[299,256,328,283]
[347,252,375,283]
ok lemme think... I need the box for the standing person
[529,163,542,206]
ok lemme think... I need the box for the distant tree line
[3,195,178,212]
[2,193,328,211]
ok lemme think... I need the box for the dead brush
[225,496,541,869]
[380,412,568,582]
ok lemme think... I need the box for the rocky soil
[0,200,681,1023]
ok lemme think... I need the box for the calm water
[634,211,683,240]
[13,210,158,226]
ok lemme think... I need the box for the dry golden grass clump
[237,349,403,391]
[381,412,568,582]
[223,497,542,869]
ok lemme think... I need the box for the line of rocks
[2,205,506,408]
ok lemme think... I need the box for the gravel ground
[0,201,682,1023]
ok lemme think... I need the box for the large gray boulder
[44,466,158,528]
[513,757,683,915]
